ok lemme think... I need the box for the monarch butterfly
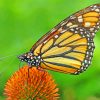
[18,4,100,75]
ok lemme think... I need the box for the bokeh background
[0,0,100,100]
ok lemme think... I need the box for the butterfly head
[18,52,41,67]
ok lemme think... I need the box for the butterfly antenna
[0,57,16,78]
[0,54,18,61]
[0,48,27,61]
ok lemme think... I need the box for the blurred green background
[0,0,100,100]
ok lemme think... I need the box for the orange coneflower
[4,66,59,100]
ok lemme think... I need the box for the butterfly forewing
[21,4,100,75]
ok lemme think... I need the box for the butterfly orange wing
[30,4,100,74]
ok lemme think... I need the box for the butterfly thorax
[18,52,42,67]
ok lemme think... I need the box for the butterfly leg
[37,66,45,72]
[27,66,32,78]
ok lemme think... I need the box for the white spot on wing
[70,25,78,28]
[90,28,94,31]
[55,35,58,38]
[66,22,73,27]
[84,22,91,27]
[78,16,82,19]
[44,41,47,44]
[60,30,66,33]
[78,18,83,22]
[50,28,56,33]
[60,21,67,26]
[95,8,100,12]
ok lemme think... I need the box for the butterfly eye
[28,52,33,56]
[18,55,25,61]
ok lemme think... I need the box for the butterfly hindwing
[38,27,94,74]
